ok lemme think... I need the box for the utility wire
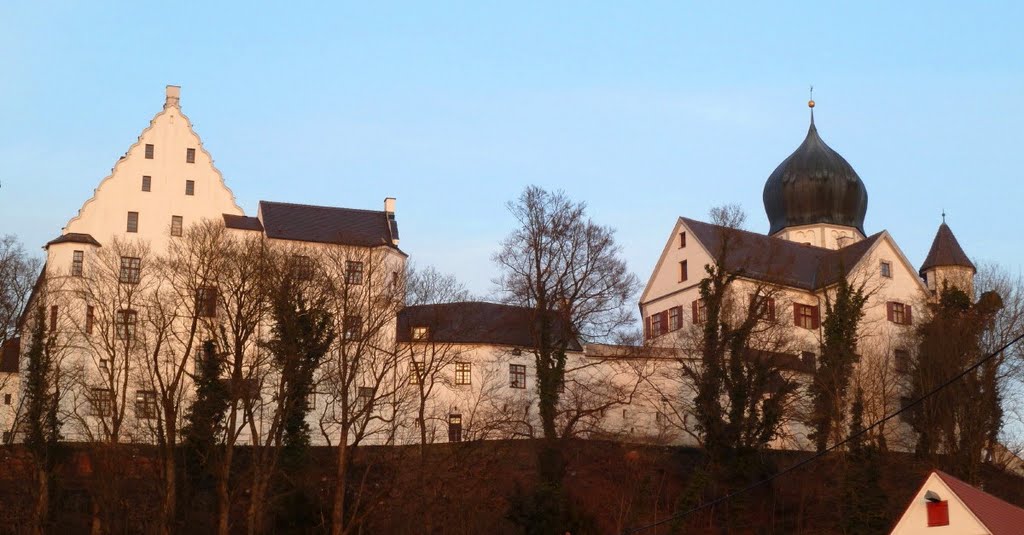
[623,329,1024,534]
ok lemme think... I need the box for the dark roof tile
[934,470,1024,535]
[258,201,399,248]
[45,233,101,248]
[223,214,264,231]
[397,301,582,351]
[920,223,975,275]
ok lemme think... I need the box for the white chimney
[165,85,181,108]
[384,197,396,214]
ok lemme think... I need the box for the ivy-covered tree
[182,340,230,501]
[839,387,887,535]
[22,306,62,535]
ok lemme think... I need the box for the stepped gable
[258,201,399,248]
[397,301,582,351]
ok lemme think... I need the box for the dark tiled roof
[682,217,883,291]
[0,338,19,373]
[45,233,101,248]
[934,470,1024,535]
[397,301,582,351]
[223,214,264,231]
[920,223,975,275]
[258,201,399,248]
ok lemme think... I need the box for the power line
[623,329,1024,534]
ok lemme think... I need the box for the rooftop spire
[808,85,815,124]
[920,220,976,275]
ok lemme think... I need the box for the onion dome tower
[763,99,868,248]
[920,217,975,294]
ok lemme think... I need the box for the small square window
[454,362,471,385]
[171,216,183,237]
[880,261,892,278]
[142,176,151,192]
[185,180,195,196]
[144,144,154,159]
[72,250,84,277]
[186,148,196,163]
[127,211,139,233]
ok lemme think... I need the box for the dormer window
[186,148,196,163]
[411,326,429,341]
[880,260,892,278]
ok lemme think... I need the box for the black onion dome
[763,117,868,236]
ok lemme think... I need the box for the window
[880,260,892,279]
[752,295,777,322]
[185,180,195,196]
[99,359,108,373]
[196,287,218,318]
[668,306,683,331]
[49,305,58,331]
[409,361,424,385]
[927,500,950,527]
[171,215,183,237]
[86,306,95,335]
[72,250,84,276]
[448,414,462,442]
[343,315,362,341]
[391,271,399,289]
[411,326,429,341]
[794,303,820,329]
[144,144,154,159]
[3,393,10,405]
[800,351,816,371]
[454,362,471,385]
[679,231,686,248]
[2,431,10,443]
[887,302,912,325]
[142,175,151,192]
[92,388,113,417]
[894,349,911,374]
[345,261,364,285]
[692,299,707,325]
[292,255,313,280]
[115,309,137,340]
[679,260,688,282]
[357,386,373,411]
[650,311,666,337]
[119,256,141,284]
[127,211,139,233]
[136,390,158,419]
[186,148,196,163]
[510,364,526,389]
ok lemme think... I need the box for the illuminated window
[454,362,471,385]
[409,361,424,385]
[411,326,429,341]
[135,390,158,419]
[448,414,462,442]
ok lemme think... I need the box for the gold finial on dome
[808,84,815,108]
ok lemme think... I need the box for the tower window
[186,148,196,163]
[880,261,892,278]
[127,211,139,233]
[72,250,84,277]
[142,175,151,192]
[185,180,195,196]
[144,144,154,159]
[171,216,183,237]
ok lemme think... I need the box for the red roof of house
[935,470,1024,535]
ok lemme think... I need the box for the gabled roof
[681,217,883,291]
[397,301,582,351]
[223,214,263,231]
[45,233,101,248]
[0,338,19,373]
[934,470,1024,535]
[258,201,400,249]
[920,223,975,275]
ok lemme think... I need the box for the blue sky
[1,2,1021,295]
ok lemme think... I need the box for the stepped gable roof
[45,233,101,248]
[223,214,263,231]
[258,201,400,249]
[0,338,19,373]
[397,301,582,351]
[920,223,975,275]
[682,217,882,291]
[934,470,1024,534]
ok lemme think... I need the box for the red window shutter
[886,302,894,322]
[659,311,669,335]
[812,306,820,329]
[905,304,913,325]
[644,316,651,339]
[793,303,801,326]
[926,500,949,526]
[767,298,776,321]
[692,301,699,324]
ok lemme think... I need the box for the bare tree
[0,234,42,345]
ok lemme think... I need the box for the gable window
[752,295,777,322]
[679,231,686,248]
[692,299,707,325]
[345,261,364,285]
[292,255,313,280]
[668,306,683,331]
[343,315,362,341]
[411,326,429,341]
[49,305,58,331]
[127,211,139,233]
[135,390,158,419]
[142,175,151,192]
[196,287,218,318]
[72,250,84,277]
[448,413,462,442]
[894,349,911,374]
[116,309,137,340]
[880,260,892,279]
[409,361,425,385]
[144,144,154,159]
[454,362,471,385]
[91,388,114,417]
[679,260,688,282]
[185,180,195,196]
[794,303,820,330]
[887,302,912,325]
[119,256,141,284]
[510,364,526,389]
[86,306,95,335]
[186,148,196,163]
[170,216,183,237]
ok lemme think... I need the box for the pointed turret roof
[920,222,975,275]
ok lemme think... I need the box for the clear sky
[1,2,1022,296]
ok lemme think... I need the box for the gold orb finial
[808,99,815,108]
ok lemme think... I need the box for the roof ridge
[260,199,386,215]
